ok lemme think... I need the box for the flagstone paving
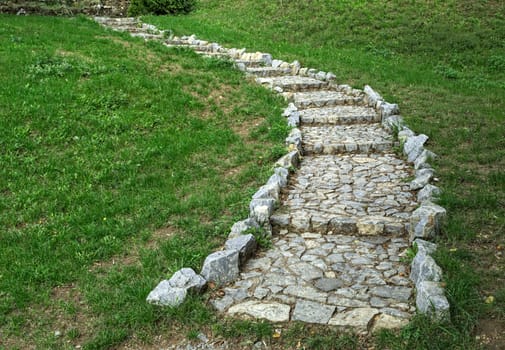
[95,16,420,333]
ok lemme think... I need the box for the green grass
[1,0,505,348]
[143,0,505,348]
[0,14,288,349]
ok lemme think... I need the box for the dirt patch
[475,318,505,350]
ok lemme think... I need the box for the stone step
[130,32,164,40]
[270,154,416,235]
[256,76,328,92]
[214,231,413,327]
[299,106,379,125]
[301,124,397,155]
[288,90,366,109]
[94,17,138,26]
[246,66,292,77]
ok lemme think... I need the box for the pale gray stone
[410,168,435,190]
[379,101,399,119]
[414,149,437,169]
[284,285,327,303]
[370,286,412,302]
[201,250,239,286]
[364,85,383,107]
[273,167,289,187]
[249,198,276,225]
[252,182,280,201]
[414,239,438,255]
[383,115,405,132]
[314,278,344,291]
[227,301,290,322]
[146,280,187,307]
[325,72,337,81]
[416,281,450,320]
[211,295,234,311]
[292,300,335,324]
[229,218,260,239]
[169,268,206,292]
[275,150,300,169]
[372,313,410,332]
[409,202,446,241]
[328,308,379,329]
[289,262,323,280]
[417,184,441,203]
[398,128,415,143]
[225,234,257,265]
[410,253,443,285]
[404,134,429,163]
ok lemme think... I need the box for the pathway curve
[95,17,449,335]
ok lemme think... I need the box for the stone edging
[102,21,451,322]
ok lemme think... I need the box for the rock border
[109,21,452,322]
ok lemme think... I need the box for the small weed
[244,227,272,249]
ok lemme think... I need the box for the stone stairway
[212,74,416,332]
[95,17,450,334]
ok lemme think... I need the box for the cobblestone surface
[302,124,397,154]
[299,105,379,125]
[287,90,366,109]
[213,232,414,328]
[95,17,421,332]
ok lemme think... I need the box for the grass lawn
[1,0,504,349]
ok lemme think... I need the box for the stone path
[95,17,450,335]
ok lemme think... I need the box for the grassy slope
[0,15,288,349]
[145,0,505,348]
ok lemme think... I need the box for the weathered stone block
[249,198,276,225]
[328,308,379,330]
[379,101,400,119]
[169,268,206,292]
[409,202,446,241]
[225,234,257,265]
[229,218,260,239]
[383,115,405,132]
[414,149,437,169]
[404,134,429,163]
[200,250,239,286]
[410,253,443,286]
[275,150,300,169]
[410,168,435,190]
[417,184,441,203]
[292,300,335,324]
[252,182,280,201]
[227,301,290,322]
[364,85,383,107]
[146,280,187,307]
[416,281,450,320]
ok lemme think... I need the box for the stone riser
[246,67,293,77]
[300,114,380,125]
[293,97,366,109]
[302,141,396,155]
[271,215,408,236]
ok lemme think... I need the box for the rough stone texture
[201,250,239,286]
[417,184,441,203]
[410,202,446,241]
[227,301,291,322]
[416,281,450,320]
[229,218,260,239]
[275,150,300,169]
[364,85,383,107]
[404,134,429,163]
[169,268,206,292]
[414,239,438,255]
[328,308,379,330]
[225,234,257,265]
[372,313,410,332]
[410,168,435,190]
[146,281,187,307]
[100,19,448,328]
[299,105,379,125]
[410,253,443,286]
[302,124,396,154]
[289,90,365,109]
[292,300,335,324]
[378,102,400,119]
[414,149,437,169]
